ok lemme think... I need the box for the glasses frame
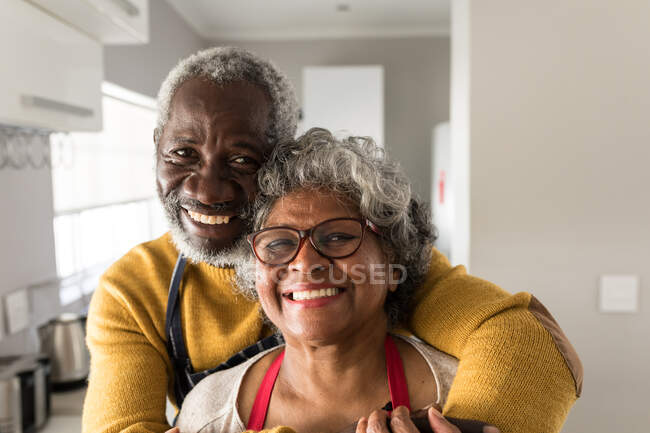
[247,217,381,266]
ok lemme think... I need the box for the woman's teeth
[291,288,341,301]
[187,210,231,225]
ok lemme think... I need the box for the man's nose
[288,239,331,275]
[183,161,236,205]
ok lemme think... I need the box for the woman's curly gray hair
[237,127,436,326]
[154,46,298,146]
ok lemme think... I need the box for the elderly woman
[176,128,464,433]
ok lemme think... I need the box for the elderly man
[82,47,582,433]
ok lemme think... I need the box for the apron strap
[385,335,411,412]
[164,253,284,411]
[246,334,410,430]
[246,350,285,431]
[165,254,194,407]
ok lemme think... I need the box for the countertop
[40,386,86,433]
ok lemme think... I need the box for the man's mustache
[163,188,252,218]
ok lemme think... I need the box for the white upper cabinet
[27,0,149,44]
[0,0,103,131]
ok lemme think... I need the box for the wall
[448,1,471,267]
[461,1,650,432]
[0,163,59,353]
[104,0,206,98]
[1,0,206,355]
[211,37,450,200]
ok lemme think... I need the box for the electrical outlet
[599,275,640,313]
[5,288,30,334]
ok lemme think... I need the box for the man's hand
[352,405,500,433]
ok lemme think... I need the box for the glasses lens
[312,219,363,258]
[254,228,301,265]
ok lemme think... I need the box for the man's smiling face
[156,77,272,264]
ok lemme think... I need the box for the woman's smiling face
[254,188,397,345]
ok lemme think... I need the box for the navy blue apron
[164,254,284,409]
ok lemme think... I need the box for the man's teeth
[292,288,341,301]
[187,210,231,225]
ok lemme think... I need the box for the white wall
[0,165,58,354]
[302,65,385,147]
[448,0,471,268]
[458,1,650,432]
[104,0,206,98]
[211,37,450,201]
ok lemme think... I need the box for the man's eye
[173,148,196,158]
[232,156,258,165]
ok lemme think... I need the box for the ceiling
[166,0,450,41]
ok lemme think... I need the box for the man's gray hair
[154,46,299,145]
[237,128,436,326]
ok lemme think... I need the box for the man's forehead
[164,77,273,147]
[171,77,270,110]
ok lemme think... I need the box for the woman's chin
[283,322,350,345]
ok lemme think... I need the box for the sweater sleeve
[408,249,582,433]
[82,273,172,433]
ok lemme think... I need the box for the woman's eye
[265,238,297,252]
[323,233,357,243]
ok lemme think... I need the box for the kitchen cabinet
[0,0,103,131]
[27,0,149,44]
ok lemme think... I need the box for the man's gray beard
[158,187,252,269]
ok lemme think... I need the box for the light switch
[5,289,30,333]
[0,300,5,340]
[599,275,640,313]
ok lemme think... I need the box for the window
[51,83,167,301]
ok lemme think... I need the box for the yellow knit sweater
[82,233,581,433]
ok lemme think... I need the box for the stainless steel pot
[21,355,49,430]
[0,355,45,433]
[0,364,22,433]
[14,363,35,433]
[38,313,90,389]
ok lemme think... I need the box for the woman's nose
[288,239,330,275]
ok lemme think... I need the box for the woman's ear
[387,265,401,293]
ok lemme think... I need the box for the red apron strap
[385,335,411,412]
[246,335,410,430]
[246,350,285,431]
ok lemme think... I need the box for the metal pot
[21,355,50,429]
[14,364,35,433]
[0,363,22,433]
[0,355,46,433]
[38,313,89,389]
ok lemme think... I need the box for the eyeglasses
[247,217,381,266]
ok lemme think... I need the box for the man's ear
[153,127,161,148]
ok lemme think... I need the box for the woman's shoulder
[392,333,459,407]
[176,346,284,433]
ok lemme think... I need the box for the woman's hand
[355,406,458,433]
[354,406,499,433]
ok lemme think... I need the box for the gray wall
[465,1,650,432]
[104,0,206,98]
[211,37,450,200]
